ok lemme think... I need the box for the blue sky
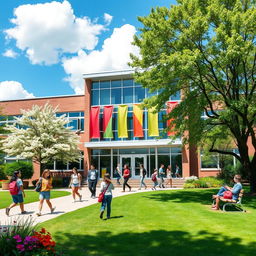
[0,0,176,100]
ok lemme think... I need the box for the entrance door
[120,155,147,178]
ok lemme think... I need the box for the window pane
[111,88,121,104]
[170,90,181,101]
[68,112,80,117]
[127,112,133,130]
[158,155,170,171]
[157,147,170,154]
[123,87,133,103]
[56,161,68,170]
[171,154,182,176]
[123,79,133,87]
[79,119,84,130]
[171,147,182,154]
[201,153,218,168]
[100,81,110,89]
[100,89,110,105]
[100,156,111,178]
[111,80,122,88]
[91,90,99,105]
[135,87,145,103]
[158,111,167,129]
[92,81,99,89]
[69,119,78,130]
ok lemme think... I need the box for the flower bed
[0,219,60,256]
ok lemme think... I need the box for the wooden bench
[220,189,246,212]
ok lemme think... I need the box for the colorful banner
[167,101,179,136]
[103,106,113,138]
[90,106,100,139]
[148,107,159,137]
[118,105,128,138]
[133,104,144,137]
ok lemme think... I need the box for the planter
[22,181,29,189]
[1,182,9,190]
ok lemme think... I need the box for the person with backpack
[138,164,147,190]
[151,169,158,190]
[5,170,26,216]
[87,164,99,199]
[122,164,131,192]
[99,173,114,219]
[36,169,55,216]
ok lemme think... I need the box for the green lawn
[41,189,256,256]
[0,190,70,209]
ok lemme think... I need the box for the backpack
[151,173,157,182]
[9,181,19,195]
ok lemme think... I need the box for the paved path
[0,187,181,225]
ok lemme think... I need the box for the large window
[91,79,180,106]
[56,112,84,131]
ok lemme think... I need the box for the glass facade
[90,147,182,178]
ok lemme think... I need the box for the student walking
[158,164,165,188]
[122,164,131,192]
[69,167,82,202]
[87,164,99,198]
[99,173,114,219]
[151,169,158,190]
[5,170,26,216]
[165,165,173,188]
[36,169,55,216]
[175,164,181,178]
[138,164,147,190]
[115,163,122,185]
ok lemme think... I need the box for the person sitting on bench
[212,174,242,210]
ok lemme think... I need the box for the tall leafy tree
[1,103,81,173]
[130,0,256,192]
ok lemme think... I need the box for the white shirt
[100,181,114,196]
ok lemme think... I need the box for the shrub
[0,218,59,256]
[4,161,33,179]
[184,176,224,188]
[0,164,7,179]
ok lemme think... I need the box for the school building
[0,70,241,180]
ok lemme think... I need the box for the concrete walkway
[0,186,181,225]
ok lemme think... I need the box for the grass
[40,188,256,256]
[0,190,70,209]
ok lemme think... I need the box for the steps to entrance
[83,178,185,189]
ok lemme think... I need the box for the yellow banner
[148,107,159,137]
[118,105,128,138]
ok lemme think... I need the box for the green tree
[130,0,256,192]
[1,103,81,173]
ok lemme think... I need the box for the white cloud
[0,81,35,101]
[62,24,139,94]
[2,49,18,58]
[5,0,109,65]
[104,13,113,25]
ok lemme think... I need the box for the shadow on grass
[142,189,256,209]
[55,229,256,256]
[142,189,217,205]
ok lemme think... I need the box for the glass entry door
[120,155,147,178]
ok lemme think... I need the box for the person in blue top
[6,170,26,216]
[87,164,99,199]
[158,164,165,188]
[212,174,242,210]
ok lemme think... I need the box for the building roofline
[83,69,135,80]
[0,94,84,103]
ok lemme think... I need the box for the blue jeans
[217,186,228,196]
[139,177,146,189]
[101,195,112,218]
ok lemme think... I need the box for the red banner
[90,106,100,139]
[167,101,178,136]
[103,106,113,138]
[133,104,144,137]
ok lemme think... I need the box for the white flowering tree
[1,103,81,173]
